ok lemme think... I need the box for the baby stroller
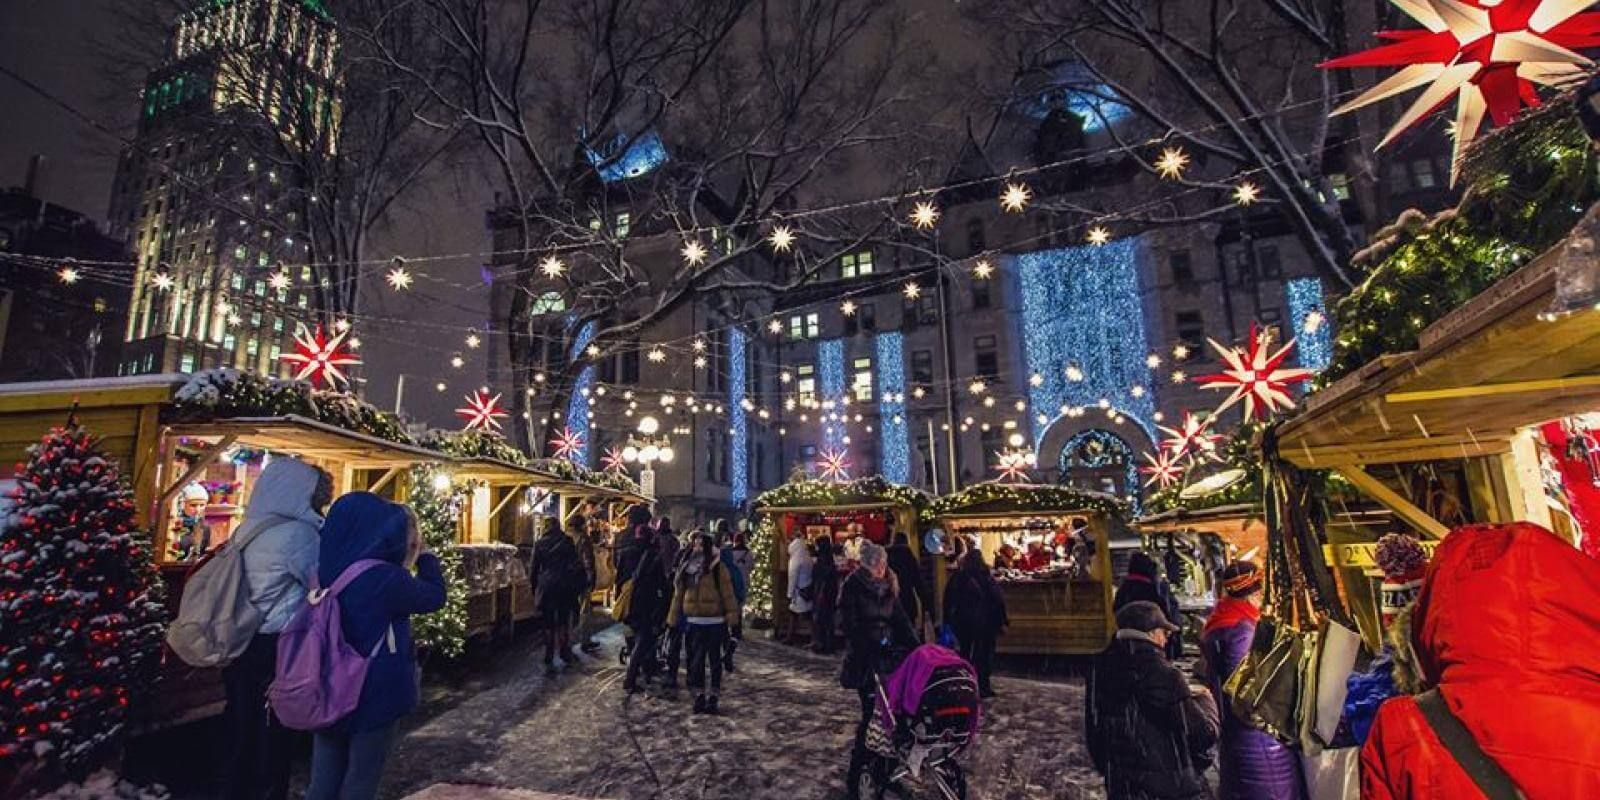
[859,645,981,800]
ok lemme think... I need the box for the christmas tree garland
[750,475,929,511]
[923,481,1123,521]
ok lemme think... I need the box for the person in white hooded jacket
[222,458,332,800]
[781,536,815,644]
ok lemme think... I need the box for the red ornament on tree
[1194,324,1313,420]
[279,325,361,389]
[1323,0,1600,181]
[455,390,508,433]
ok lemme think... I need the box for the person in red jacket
[1361,522,1600,799]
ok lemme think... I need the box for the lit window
[615,212,631,238]
[796,364,817,404]
[852,357,874,402]
[840,251,874,278]
[788,313,821,340]
[231,273,244,290]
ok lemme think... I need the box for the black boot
[693,694,707,714]
[705,695,719,715]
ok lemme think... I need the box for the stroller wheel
[856,757,901,800]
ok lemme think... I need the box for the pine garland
[0,419,166,787]
[750,475,929,511]
[923,481,1122,521]
[170,369,413,445]
[404,465,470,659]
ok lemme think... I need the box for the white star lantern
[1324,0,1600,183]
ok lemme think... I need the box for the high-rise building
[109,0,340,377]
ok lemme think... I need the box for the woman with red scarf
[1200,561,1305,800]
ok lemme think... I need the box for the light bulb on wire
[1155,147,1190,179]
[999,181,1032,213]
[540,256,566,278]
[909,201,940,229]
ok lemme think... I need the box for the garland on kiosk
[923,481,1123,522]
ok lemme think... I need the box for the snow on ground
[380,626,1105,800]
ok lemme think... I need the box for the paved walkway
[380,627,1105,800]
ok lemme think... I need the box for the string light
[1173,344,1191,360]
[692,338,708,352]
[450,356,465,369]
[586,343,601,358]
[1145,353,1162,369]
[1065,364,1084,382]
[269,270,292,291]
[58,266,80,284]
[151,272,175,291]
[465,333,481,349]
[903,282,922,299]
[768,319,784,335]
[909,201,940,229]
[1087,226,1112,246]
[1029,373,1044,387]
[694,355,708,369]
[1154,146,1190,179]
[1233,181,1261,206]
[768,225,796,252]
[1171,369,1187,383]
[968,379,987,395]
[999,181,1032,213]
[973,260,994,279]
[647,347,667,363]
[682,240,708,265]
[540,256,566,278]
[840,300,857,316]
[385,265,413,290]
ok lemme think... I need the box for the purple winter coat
[1200,619,1306,800]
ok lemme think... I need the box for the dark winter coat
[838,569,919,687]
[1200,613,1304,800]
[569,516,597,589]
[624,540,672,630]
[317,493,446,733]
[613,526,650,586]
[1087,632,1219,800]
[942,566,1008,638]
[811,549,842,616]
[1116,554,1183,659]
[531,527,585,616]
[886,542,931,622]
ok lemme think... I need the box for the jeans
[306,723,397,800]
[684,623,728,695]
[625,624,660,688]
[222,633,295,800]
[958,629,998,695]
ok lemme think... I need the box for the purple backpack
[268,559,395,731]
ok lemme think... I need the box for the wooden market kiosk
[1135,504,1266,614]
[750,477,927,633]
[928,483,1121,655]
[1272,202,1600,647]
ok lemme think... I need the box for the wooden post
[1497,428,1555,529]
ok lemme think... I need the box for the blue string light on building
[1018,239,1157,445]
[818,338,846,450]
[874,331,909,484]
[1285,277,1333,373]
[729,327,749,506]
[564,320,597,465]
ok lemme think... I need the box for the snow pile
[33,771,169,800]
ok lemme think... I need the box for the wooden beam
[1386,373,1600,405]
[1498,429,1555,529]
[367,466,402,495]
[1284,434,1508,468]
[489,484,529,522]
[1335,465,1450,540]
[157,435,238,512]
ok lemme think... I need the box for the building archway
[1035,413,1154,508]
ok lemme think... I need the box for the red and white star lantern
[455,390,508,433]
[816,448,852,482]
[994,449,1035,483]
[549,427,586,460]
[1140,449,1187,489]
[1323,0,1600,182]
[600,446,628,474]
[1194,325,1313,420]
[280,325,361,389]
[1158,411,1223,460]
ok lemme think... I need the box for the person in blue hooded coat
[305,493,446,800]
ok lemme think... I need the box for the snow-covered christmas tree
[0,416,166,792]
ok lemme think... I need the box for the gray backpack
[165,517,276,668]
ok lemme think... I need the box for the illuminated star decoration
[549,426,586,459]
[1140,449,1186,489]
[601,446,628,474]
[973,259,994,279]
[909,201,940,229]
[768,319,784,334]
[681,240,708,265]
[269,270,292,291]
[994,450,1034,483]
[455,390,509,433]
[1194,324,1314,419]
[385,266,412,290]
[1158,411,1223,460]
[280,325,361,389]
[840,300,857,316]
[903,282,922,299]
[768,224,796,252]
[647,347,667,363]
[999,181,1032,213]
[1322,0,1600,183]
[817,448,852,481]
[151,272,175,291]
[1233,181,1261,206]
[540,256,566,279]
[1087,226,1112,246]
[1154,146,1190,179]
[58,266,80,284]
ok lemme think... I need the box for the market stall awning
[165,415,446,468]
[1277,216,1600,470]
[451,456,648,504]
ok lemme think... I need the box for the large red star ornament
[549,427,586,460]
[1140,449,1187,489]
[1194,325,1313,420]
[600,446,628,474]
[816,448,852,481]
[994,450,1033,483]
[455,390,508,433]
[1323,0,1600,182]
[1158,411,1222,461]
[280,325,360,389]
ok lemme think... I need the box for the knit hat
[181,483,210,504]
[1220,560,1263,598]
[1375,533,1428,627]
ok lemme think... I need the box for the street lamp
[622,415,674,496]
